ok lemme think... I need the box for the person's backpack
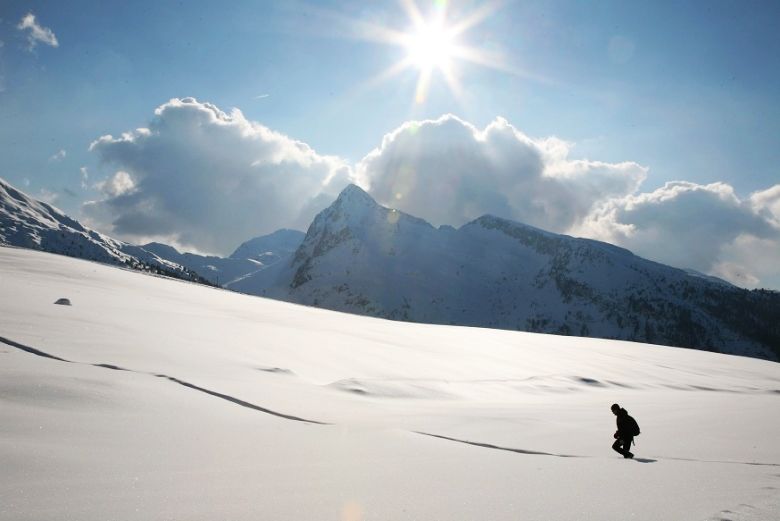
[626,414,640,436]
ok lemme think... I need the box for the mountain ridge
[257,184,780,360]
[0,177,205,281]
[0,177,300,287]
[2,178,777,360]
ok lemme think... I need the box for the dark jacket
[615,408,635,438]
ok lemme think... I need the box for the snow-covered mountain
[226,232,307,295]
[0,177,205,281]
[140,228,303,287]
[229,229,304,262]
[137,230,304,287]
[136,242,259,286]
[0,177,304,287]
[4,177,777,360]
[261,184,780,360]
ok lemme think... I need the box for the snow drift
[1,246,779,520]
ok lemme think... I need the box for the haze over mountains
[2,176,778,360]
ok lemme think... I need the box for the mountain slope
[0,177,303,287]
[139,230,305,287]
[229,229,304,261]
[139,242,261,286]
[0,177,202,281]
[262,184,780,360]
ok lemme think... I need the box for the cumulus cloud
[94,170,136,198]
[82,99,779,288]
[49,149,66,162]
[85,97,352,254]
[357,115,646,232]
[750,184,780,226]
[17,13,58,49]
[580,181,780,288]
[714,233,780,289]
[356,115,780,288]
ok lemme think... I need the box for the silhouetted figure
[611,403,640,459]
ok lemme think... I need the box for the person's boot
[624,451,634,459]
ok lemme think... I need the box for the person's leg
[622,438,634,458]
[612,438,625,456]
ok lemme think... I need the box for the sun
[404,21,456,71]
[347,0,508,104]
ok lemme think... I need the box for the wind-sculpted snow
[0,335,328,425]
[325,374,778,400]
[1,247,779,520]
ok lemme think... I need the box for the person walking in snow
[611,403,640,459]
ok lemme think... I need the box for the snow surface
[1,246,779,520]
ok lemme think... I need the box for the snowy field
[1,246,779,521]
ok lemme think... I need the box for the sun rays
[352,0,507,104]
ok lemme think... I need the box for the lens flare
[336,0,518,105]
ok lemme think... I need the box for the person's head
[611,403,621,415]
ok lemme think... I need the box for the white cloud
[711,260,760,288]
[36,188,59,205]
[358,116,780,288]
[85,97,353,254]
[80,167,89,189]
[17,13,59,49]
[94,170,136,198]
[580,181,780,288]
[49,149,66,162]
[82,99,780,288]
[749,184,780,226]
[715,234,780,289]
[357,115,646,232]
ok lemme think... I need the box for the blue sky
[1,0,779,288]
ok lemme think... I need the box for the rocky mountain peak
[333,183,378,208]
